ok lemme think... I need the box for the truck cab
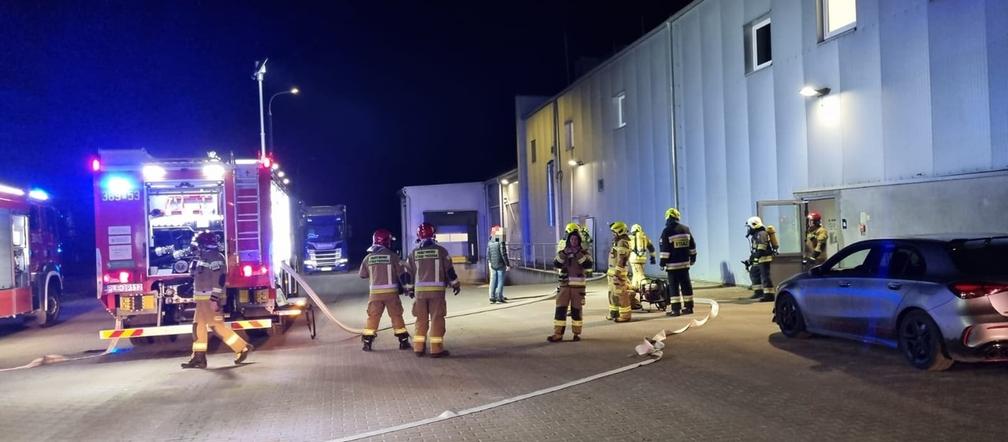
[302,205,349,272]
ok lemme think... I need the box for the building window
[614,93,626,129]
[821,0,856,40]
[745,16,772,73]
[564,121,574,150]
[545,160,556,226]
[530,139,537,163]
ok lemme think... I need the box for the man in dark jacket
[487,225,511,304]
[659,208,697,317]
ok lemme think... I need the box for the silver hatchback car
[774,234,1008,370]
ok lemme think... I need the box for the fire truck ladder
[234,167,263,263]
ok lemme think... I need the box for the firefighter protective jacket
[554,247,593,288]
[630,230,656,264]
[806,225,828,260]
[192,248,226,299]
[659,220,697,271]
[750,227,775,263]
[407,240,460,294]
[607,235,631,276]
[359,245,409,295]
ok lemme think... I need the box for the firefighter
[358,228,411,352]
[181,231,251,369]
[548,228,593,342]
[606,221,633,322]
[557,223,581,253]
[746,216,778,302]
[628,223,656,310]
[406,222,461,358]
[805,212,829,266]
[659,208,697,316]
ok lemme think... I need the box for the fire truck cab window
[146,182,225,276]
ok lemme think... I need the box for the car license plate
[106,283,143,293]
[320,267,333,271]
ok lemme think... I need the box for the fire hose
[329,298,719,442]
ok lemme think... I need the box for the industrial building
[515,0,1008,284]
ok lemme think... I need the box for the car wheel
[775,293,810,338]
[898,310,953,371]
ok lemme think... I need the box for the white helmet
[746,216,764,229]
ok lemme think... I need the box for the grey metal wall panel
[839,0,884,185]
[769,0,803,200]
[880,0,933,180]
[700,1,731,276]
[724,0,756,284]
[929,0,992,174]
[988,1,1008,168]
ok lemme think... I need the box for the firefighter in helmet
[406,222,461,357]
[606,221,633,322]
[358,229,411,352]
[805,212,829,266]
[181,231,252,369]
[548,228,593,342]
[746,216,777,302]
[659,208,697,316]
[628,223,656,310]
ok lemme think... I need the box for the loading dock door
[423,211,478,264]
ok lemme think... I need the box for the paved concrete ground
[0,273,1005,441]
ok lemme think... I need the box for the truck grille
[312,250,341,266]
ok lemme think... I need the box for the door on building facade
[423,210,478,264]
[801,195,842,266]
[756,200,804,287]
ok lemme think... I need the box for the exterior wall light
[800,86,831,97]
[568,159,584,167]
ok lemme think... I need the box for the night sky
[2,0,689,268]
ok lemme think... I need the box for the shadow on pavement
[767,332,1008,378]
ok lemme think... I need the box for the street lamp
[268,87,300,155]
[252,59,269,159]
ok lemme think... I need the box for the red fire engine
[92,149,302,343]
[0,182,63,326]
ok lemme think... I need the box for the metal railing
[507,242,597,272]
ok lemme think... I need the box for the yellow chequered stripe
[229,320,271,330]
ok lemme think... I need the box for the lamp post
[268,87,300,156]
[253,59,269,159]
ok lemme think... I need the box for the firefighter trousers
[412,291,448,355]
[552,286,585,337]
[191,299,247,355]
[363,293,408,337]
[666,269,694,313]
[750,262,774,296]
[607,271,631,321]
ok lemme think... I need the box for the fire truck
[0,182,63,326]
[92,149,302,343]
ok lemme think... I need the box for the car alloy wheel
[775,293,809,338]
[898,311,953,371]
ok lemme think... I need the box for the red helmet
[372,229,393,248]
[417,222,436,241]
[193,231,219,249]
[807,212,822,223]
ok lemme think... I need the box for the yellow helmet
[630,224,643,234]
[665,207,681,220]
[609,221,628,235]
[565,222,580,234]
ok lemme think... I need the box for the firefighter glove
[452,285,461,296]
[649,257,656,265]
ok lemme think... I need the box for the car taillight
[950,282,1008,299]
[242,265,254,277]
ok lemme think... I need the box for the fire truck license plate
[106,283,143,293]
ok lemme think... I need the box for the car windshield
[948,238,1008,278]
[307,216,344,242]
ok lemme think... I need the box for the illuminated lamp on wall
[800,86,831,97]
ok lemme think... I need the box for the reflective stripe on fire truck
[98,319,273,340]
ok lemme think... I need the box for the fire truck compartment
[146,182,224,276]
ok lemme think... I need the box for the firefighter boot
[750,289,764,300]
[547,325,565,342]
[234,344,254,365]
[395,332,411,350]
[181,352,207,369]
[761,292,776,303]
[362,335,375,352]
